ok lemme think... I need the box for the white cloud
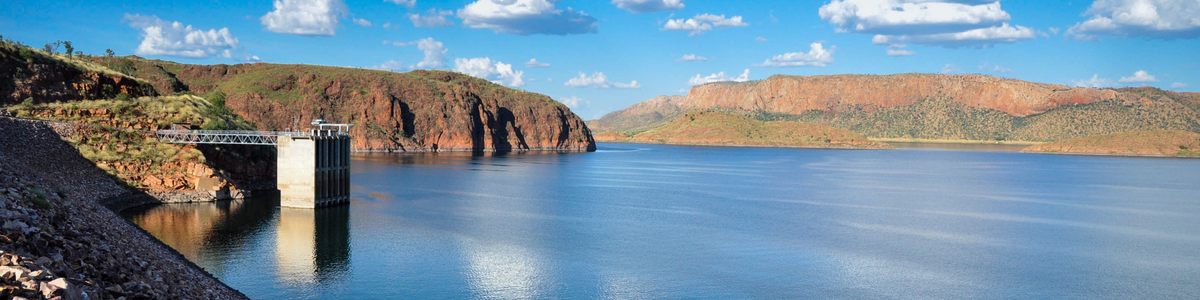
[1118,70,1157,83]
[941,64,957,74]
[458,0,598,35]
[409,9,455,28]
[261,0,348,36]
[388,0,416,8]
[374,60,407,71]
[978,61,1012,73]
[755,36,768,43]
[1068,0,1200,39]
[383,22,393,29]
[353,18,372,27]
[1170,82,1187,88]
[612,0,684,13]
[526,58,550,68]
[559,96,585,108]
[454,57,525,87]
[244,55,262,62]
[886,44,914,56]
[663,14,748,35]
[1073,74,1113,88]
[123,14,238,58]
[389,37,447,69]
[870,22,1034,47]
[679,53,708,61]
[819,0,1034,48]
[564,72,639,89]
[760,42,834,67]
[689,69,750,85]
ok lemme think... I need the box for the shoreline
[593,139,889,150]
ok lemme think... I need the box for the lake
[122,143,1200,299]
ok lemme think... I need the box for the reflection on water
[275,206,350,285]
[124,143,1200,299]
[124,197,350,292]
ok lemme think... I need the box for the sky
[2,0,1198,119]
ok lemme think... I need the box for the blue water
[124,143,1200,298]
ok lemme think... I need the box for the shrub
[115,92,130,101]
[204,91,227,108]
[28,187,51,209]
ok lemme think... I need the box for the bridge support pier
[277,131,351,208]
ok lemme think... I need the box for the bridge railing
[156,129,310,145]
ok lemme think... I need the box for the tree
[105,49,115,57]
[62,41,73,57]
[43,43,54,54]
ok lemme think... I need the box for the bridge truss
[155,130,309,146]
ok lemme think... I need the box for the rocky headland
[1023,130,1200,157]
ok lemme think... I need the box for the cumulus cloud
[679,54,708,61]
[755,36,768,43]
[1118,70,1157,83]
[261,0,348,36]
[759,42,834,67]
[454,57,525,87]
[1171,82,1187,88]
[374,60,407,71]
[564,72,639,89]
[353,18,372,27]
[388,0,416,8]
[1073,74,1113,88]
[689,69,750,85]
[559,96,585,108]
[410,9,455,27]
[819,0,1034,50]
[526,58,550,68]
[123,14,238,58]
[663,14,748,35]
[389,37,447,69]
[458,0,598,35]
[1068,0,1200,39]
[612,0,684,13]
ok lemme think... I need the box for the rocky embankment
[592,74,1200,144]
[1023,130,1200,157]
[82,57,596,152]
[0,117,244,299]
[8,96,276,208]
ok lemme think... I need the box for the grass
[27,187,51,209]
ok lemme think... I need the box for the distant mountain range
[591,74,1200,147]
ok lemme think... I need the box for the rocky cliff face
[0,43,155,104]
[595,74,1200,142]
[683,74,1126,116]
[88,58,596,152]
[589,95,684,133]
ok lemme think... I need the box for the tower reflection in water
[275,205,351,285]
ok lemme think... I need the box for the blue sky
[2,0,1198,119]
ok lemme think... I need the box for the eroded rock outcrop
[0,42,155,104]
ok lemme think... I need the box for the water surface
[124,143,1200,298]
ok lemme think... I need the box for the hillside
[610,110,889,149]
[6,95,275,205]
[592,74,1200,143]
[81,56,595,152]
[1023,130,1200,157]
[0,39,155,104]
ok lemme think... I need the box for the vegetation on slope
[1023,130,1200,157]
[77,56,595,152]
[0,38,155,104]
[7,95,262,190]
[618,110,889,149]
